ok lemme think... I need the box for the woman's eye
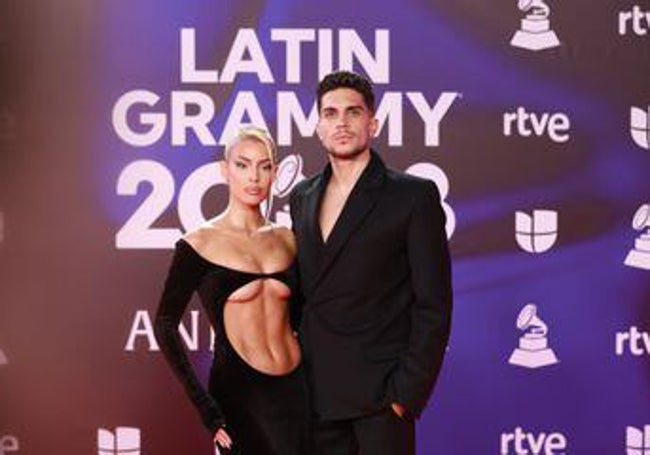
[235,162,246,169]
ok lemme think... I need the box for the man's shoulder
[384,167,439,196]
[291,172,321,198]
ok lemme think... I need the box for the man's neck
[328,149,372,190]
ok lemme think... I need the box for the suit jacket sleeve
[388,181,453,417]
[153,241,225,434]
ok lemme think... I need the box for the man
[289,70,452,454]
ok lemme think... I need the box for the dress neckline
[177,238,292,277]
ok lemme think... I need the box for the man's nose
[335,113,349,128]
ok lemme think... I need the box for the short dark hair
[316,71,375,114]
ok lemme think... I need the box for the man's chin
[326,147,369,161]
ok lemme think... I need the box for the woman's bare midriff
[223,278,301,376]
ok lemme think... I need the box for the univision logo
[627,425,650,455]
[515,210,558,253]
[97,427,140,455]
[631,106,650,150]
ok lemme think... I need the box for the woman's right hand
[213,427,233,451]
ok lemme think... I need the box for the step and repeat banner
[1,0,649,453]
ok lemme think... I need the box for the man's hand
[391,402,406,418]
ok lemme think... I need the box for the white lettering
[112,90,166,147]
[375,92,403,146]
[500,427,567,454]
[616,326,650,356]
[318,29,334,80]
[407,92,460,147]
[618,6,650,35]
[218,91,269,145]
[616,330,630,355]
[220,29,274,83]
[502,107,570,143]
[178,310,200,351]
[277,92,318,146]
[113,91,456,148]
[339,29,390,83]
[125,310,159,352]
[180,28,219,83]
[124,310,214,352]
[270,29,316,83]
[171,91,217,146]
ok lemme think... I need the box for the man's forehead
[320,88,366,108]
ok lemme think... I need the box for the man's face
[316,88,377,160]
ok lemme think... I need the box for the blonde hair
[223,125,277,221]
[224,125,277,164]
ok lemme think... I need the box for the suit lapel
[305,150,386,297]
[301,167,327,250]
[296,168,327,293]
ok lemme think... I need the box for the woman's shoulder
[182,219,230,252]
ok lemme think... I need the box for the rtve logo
[615,326,650,356]
[515,210,558,253]
[628,425,650,455]
[618,6,650,36]
[0,435,19,455]
[500,427,567,454]
[503,107,570,143]
[97,427,140,455]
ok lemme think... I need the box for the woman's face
[222,138,276,207]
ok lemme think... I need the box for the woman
[154,126,308,454]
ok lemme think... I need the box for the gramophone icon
[509,304,559,368]
[272,154,306,228]
[624,203,650,270]
[510,0,560,51]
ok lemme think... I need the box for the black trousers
[310,408,415,455]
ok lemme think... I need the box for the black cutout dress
[154,239,309,454]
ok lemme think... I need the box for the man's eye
[235,162,246,169]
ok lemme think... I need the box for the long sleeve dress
[154,239,308,454]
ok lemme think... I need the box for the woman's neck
[221,202,266,235]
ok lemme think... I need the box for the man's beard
[325,144,369,161]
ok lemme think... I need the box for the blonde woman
[155,126,308,454]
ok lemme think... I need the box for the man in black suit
[289,71,452,454]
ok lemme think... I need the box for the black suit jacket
[289,150,452,420]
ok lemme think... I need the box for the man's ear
[369,117,379,138]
